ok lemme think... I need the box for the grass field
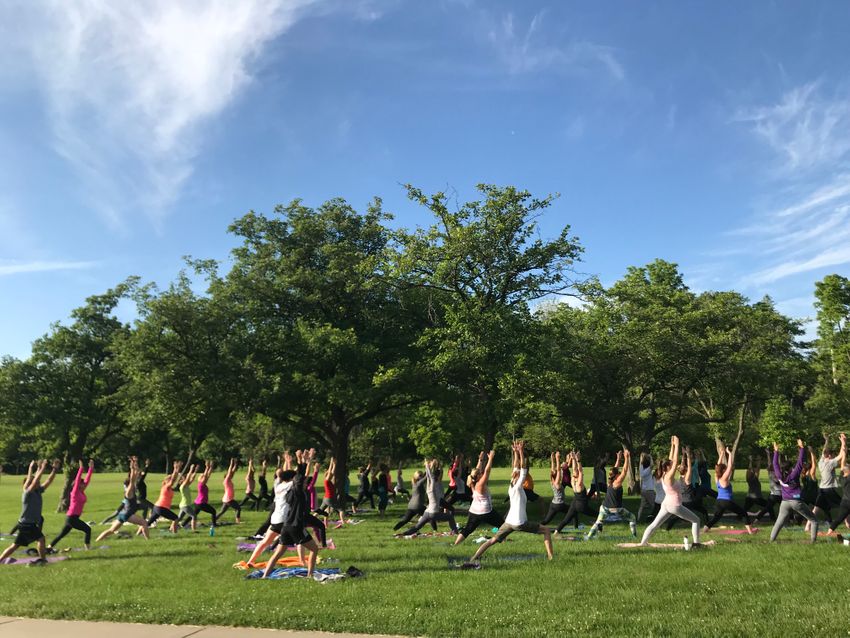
[1,468,848,637]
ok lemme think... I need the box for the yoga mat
[617,540,716,549]
[395,531,456,539]
[714,528,759,535]
[2,555,69,565]
[245,567,344,581]
[232,555,324,570]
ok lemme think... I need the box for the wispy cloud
[724,83,850,290]
[3,1,321,229]
[734,81,850,173]
[0,260,98,277]
[484,11,624,81]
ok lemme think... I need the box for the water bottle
[209,526,215,537]
[683,536,691,551]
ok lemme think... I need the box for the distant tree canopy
[0,184,839,502]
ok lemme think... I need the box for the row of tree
[1,184,848,509]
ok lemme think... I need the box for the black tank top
[603,485,622,508]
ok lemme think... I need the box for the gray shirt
[551,484,565,505]
[407,477,427,510]
[19,486,44,525]
[425,466,443,514]
[819,457,840,489]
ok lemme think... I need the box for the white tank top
[469,486,492,515]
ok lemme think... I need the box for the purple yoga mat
[2,555,69,565]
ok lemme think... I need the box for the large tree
[0,285,131,509]
[219,197,427,488]
[808,274,850,431]
[396,184,584,448]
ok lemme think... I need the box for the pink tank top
[223,477,234,502]
[662,478,681,507]
[194,482,209,505]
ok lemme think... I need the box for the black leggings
[400,511,458,536]
[744,495,768,512]
[50,515,91,547]
[756,495,780,520]
[665,500,708,530]
[393,508,431,531]
[556,496,592,532]
[240,492,261,511]
[219,500,242,521]
[147,506,178,526]
[304,513,327,547]
[828,502,850,532]
[355,490,374,508]
[194,502,217,526]
[705,499,753,529]
[541,502,569,525]
[458,510,504,537]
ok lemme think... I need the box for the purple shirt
[773,448,804,501]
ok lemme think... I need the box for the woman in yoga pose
[375,463,390,518]
[354,463,374,509]
[1,459,60,565]
[555,451,593,533]
[193,460,217,528]
[825,451,850,539]
[317,457,345,526]
[395,458,458,536]
[97,457,150,541]
[136,458,154,520]
[145,460,183,534]
[218,458,242,524]
[257,459,271,509]
[176,464,199,530]
[586,448,637,539]
[639,436,702,547]
[261,450,321,579]
[744,455,768,514]
[469,441,553,562]
[240,458,261,511]
[48,459,93,552]
[393,470,433,532]
[454,449,503,545]
[540,451,569,527]
[637,452,656,523]
[394,462,410,497]
[814,433,847,527]
[664,447,708,529]
[769,439,818,543]
[702,444,755,534]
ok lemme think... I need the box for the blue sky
[2,1,849,358]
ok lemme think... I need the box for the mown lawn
[1,468,848,637]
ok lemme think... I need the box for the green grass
[1,468,848,637]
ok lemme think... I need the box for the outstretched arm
[838,433,847,466]
[41,459,61,490]
[613,449,629,488]
[664,437,679,483]
[721,447,734,483]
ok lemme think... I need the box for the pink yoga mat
[617,540,716,549]
[714,528,759,535]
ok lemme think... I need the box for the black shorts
[15,523,44,547]
[277,525,312,546]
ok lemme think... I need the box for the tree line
[1,184,848,509]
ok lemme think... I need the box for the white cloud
[722,85,850,291]
[735,82,850,173]
[3,1,321,229]
[485,11,624,81]
[0,260,98,277]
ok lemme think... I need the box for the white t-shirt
[640,465,656,492]
[505,468,528,526]
[270,480,292,525]
[819,457,840,489]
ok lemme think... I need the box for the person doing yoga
[193,460,217,528]
[176,464,199,531]
[540,451,569,526]
[48,459,94,551]
[218,458,242,524]
[640,436,702,547]
[1,459,59,565]
[814,433,847,527]
[586,448,637,539]
[97,457,150,541]
[240,458,261,511]
[393,470,434,532]
[769,439,818,543]
[454,449,503,545]
[261,450,321,579]
[703,444,755,534]
[395,458,458,537]
[554,451,593,533]
[145,460,183,534]
[469,441,553,562]
[637,452,656,523]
